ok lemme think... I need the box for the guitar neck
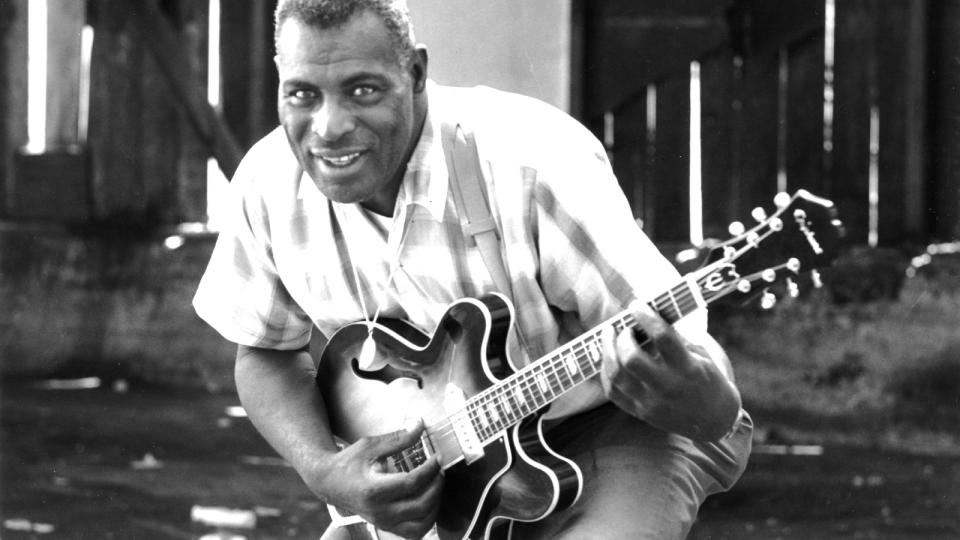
[461,276,704,444]
[388,277,705,471]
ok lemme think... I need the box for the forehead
[275,11,401,75]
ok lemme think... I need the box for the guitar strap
[442,121,515,300]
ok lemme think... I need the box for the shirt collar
[396,81,449,221]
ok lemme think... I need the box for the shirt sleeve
[533,123,709,340]
[192,163,313,351]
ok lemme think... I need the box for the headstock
[691,190,844,309]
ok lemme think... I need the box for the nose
[311,99,356,141]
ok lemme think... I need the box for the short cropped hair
[274,0,416,67]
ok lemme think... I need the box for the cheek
[279,107,310,141]
[367,104,413,157]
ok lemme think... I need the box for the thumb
[364,419,424,461]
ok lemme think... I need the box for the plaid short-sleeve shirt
[193,82,707,418]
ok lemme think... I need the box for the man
[194,0,752,538]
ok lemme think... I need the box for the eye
[350,85,380,101]
[285,88,318,107]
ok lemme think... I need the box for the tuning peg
[774,192,791,209]
[737,279,752,293]
[810,269,823,288]
[787,257,801,273]
[751,207,768,223]
[762,268,777,282]
[728,221,745,236]
[760,290,777,309]
[786,277,799,298]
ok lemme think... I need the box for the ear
[410,45,429,94]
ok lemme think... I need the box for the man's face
[275,12,427,215]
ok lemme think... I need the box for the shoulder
[432,84,603,161]
[229,126,302,203]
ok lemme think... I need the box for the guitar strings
[467,278,707,442]
[414,280,705,464]
[392,214,782,470]
[418,222,794,465]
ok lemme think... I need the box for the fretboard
[390,277,705,470]
[464,277,703,444]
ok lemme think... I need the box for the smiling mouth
[317,151,364,168]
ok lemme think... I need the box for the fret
[564,352,579,377]
[472,404,490,440]
[476,402,491,430]
[535,370,550,396]
[497,392,511,423]
[527,370,547,409]
[513,383,528,413]
[666,288,682,322]
[586,338,602,367]
[527,372,545,408]
[392,440,428,473]
[488,398,501,425]
[517,378,535,411]
[551,353,575,392]
[503,385,522,420]
[544,361,564,396]
[574,340,595,375]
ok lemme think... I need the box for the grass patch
[711,251,960,452]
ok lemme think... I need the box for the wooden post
[785,32,826,198]
[931,0,960,241]
[46,0,83,150]
[221,0,278,151]
[88,0,148,222]
[87,0,238,225]
[731,0,825,221]
[0,0,28,217]
[830,0,874,244]
[734,47,779,221]
[875,0,929,245]
[611,95,646,219]
[699,49,737,239]
[649,76,691,243]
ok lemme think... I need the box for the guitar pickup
[445,383,484,464]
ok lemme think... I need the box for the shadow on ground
[2,379,958,539]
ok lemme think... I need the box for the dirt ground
[1,379,958,540]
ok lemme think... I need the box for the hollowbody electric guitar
[315,190,843,540]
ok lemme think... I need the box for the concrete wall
[409,0,571,111]
[0,228,236,390]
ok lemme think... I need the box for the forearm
[234,345,339,496]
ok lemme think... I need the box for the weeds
[713,248,960,450]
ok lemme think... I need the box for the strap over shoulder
[441,121,513,299]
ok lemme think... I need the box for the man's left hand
[599,302,741,441]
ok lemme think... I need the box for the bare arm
[235,344,443,538]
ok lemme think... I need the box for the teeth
[322,152,361,167]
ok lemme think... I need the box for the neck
[361,182,402,217]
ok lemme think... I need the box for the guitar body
[316,294,582,540]
[313,189,845,539]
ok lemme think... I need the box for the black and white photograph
[1,1,958,538]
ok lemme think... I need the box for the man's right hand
[314,422,444,539]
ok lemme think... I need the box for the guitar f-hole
[350,358,424,389]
